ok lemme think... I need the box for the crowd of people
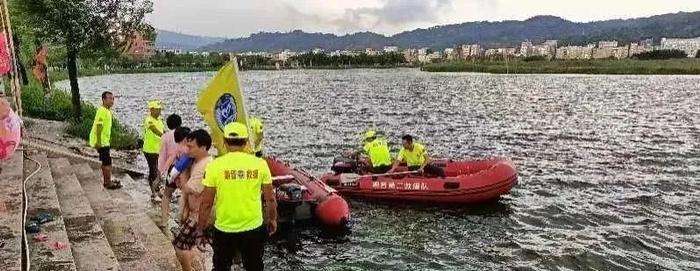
[85,91,443,271]
[87,91,273,271]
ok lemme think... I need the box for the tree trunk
[66,48,81,119]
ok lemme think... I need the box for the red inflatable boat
[320,158,518,204]
[266,157,350,228]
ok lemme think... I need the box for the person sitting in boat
[389,134,446,178]
[361,130,392,173]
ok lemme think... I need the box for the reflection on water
[58,69,700,270]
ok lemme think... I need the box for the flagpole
[229,54,256,153]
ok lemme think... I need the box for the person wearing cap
[248,116,264,157]
[143,100,165,201]
[361,130,392,173]
[197,122,277,271]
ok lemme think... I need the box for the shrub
[523,55,548,62]
[21,80,140,150]
[632,49,688,60]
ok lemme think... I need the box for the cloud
[330,0,454,33]
[148,0,700,37]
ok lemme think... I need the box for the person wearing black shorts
[89,91,120,189]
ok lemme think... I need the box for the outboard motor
[276,183,305,222]
[331,155,359,174]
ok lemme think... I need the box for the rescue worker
[143,100,165,201]
[389,134,446,177]
[361,130,392,173]
[196,122,277,271]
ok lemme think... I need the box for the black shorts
[97,147,112,166]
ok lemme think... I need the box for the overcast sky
[148,0,700,38]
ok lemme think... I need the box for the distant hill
[155,30,226,51]
[200,11,700,52]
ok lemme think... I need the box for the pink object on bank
[0,103,21,161]
[0,32,10,75]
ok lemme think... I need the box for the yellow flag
[197,60,255,155]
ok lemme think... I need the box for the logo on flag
[215,93,237,131]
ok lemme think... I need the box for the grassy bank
[21,80,140,150]
[421,59,700,74]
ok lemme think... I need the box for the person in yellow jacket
[196,122,277,271]
[361,130,392,173]
[89,91,120,189]
[143,100,165,201]
[249,116,264,157]
[389,134,446,177]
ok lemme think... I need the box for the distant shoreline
[420,59,700,75]
[49,65,419,81]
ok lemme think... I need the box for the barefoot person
[89,91,120,189]
[158,114,190,227]
[143,100,165,201]
[196,122,277,271]
[160,126,191,227]
[172,129,213,271]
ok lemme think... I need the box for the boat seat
[339,173,360,186]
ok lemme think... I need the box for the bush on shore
[632,49,688,60]
[21,80,140,150]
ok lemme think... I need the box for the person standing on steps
[158,113,191,227]
[172,129,213,271]
[196,122,277,271]
[89,91,121,189]
[143,100,165,202]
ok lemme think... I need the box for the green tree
[17,0,154,118]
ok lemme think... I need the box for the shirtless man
[171,130,213,271]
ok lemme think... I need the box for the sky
[148,0,700,38]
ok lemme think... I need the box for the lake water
[57,69,700,270]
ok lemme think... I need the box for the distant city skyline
[148,0,700,38]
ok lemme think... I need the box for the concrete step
[73,163,162,271]
[49,158,120,271]
[0,151,24,271]
[24,153,77,271]
[106,172,182,271]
